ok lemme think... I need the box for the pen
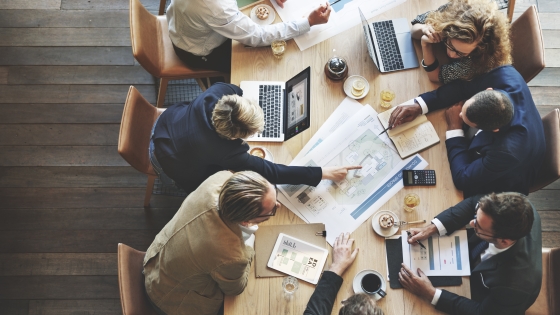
[378,125,392,136]
[406,230,426,249]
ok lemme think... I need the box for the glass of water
[282,276,299,300]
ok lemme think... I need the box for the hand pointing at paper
[321,165,362,181]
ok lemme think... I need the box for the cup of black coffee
[361,273,386,297]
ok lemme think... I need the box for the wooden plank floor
[0,0,558,314]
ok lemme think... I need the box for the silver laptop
[359,8,419,73]
[240,67,311,142]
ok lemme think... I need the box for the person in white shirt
[398,192,542,315]
[166,0,332,72]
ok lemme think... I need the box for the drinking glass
[380,89,396,109]
[271,40,286,59]
[404,193,420,212]
[282,276,299,300]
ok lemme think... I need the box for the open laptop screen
[284,66,311,141]
[359,8,380,70]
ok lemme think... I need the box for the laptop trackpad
[396,33,414,54]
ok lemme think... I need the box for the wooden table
[225,1,469,314]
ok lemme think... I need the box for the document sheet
[271,0,406,50]
[278,101,427,245]
[401,230,471,276]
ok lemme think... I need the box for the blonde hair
[218,171,271,223]
[339,294,384,315]
[426,0,512,79]
[212,95,264,139]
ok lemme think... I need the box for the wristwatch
[421,59,439,72]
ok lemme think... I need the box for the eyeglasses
[444,39,469,58]
[472,203,495,238]
[257,184,279,218]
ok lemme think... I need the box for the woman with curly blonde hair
[411,0,512,84]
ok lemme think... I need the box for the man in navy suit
[388,65,545,197]
[400,192,542,315]
[150,83,360,193]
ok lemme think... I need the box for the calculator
[403,170,436,186]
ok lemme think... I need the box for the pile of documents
[278,98,427,245]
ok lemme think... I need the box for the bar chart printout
[401,230,470,276]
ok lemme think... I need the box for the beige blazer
[143,171,255,315]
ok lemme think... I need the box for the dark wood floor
[0,0,558,314]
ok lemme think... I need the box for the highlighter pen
[406,230,426,249]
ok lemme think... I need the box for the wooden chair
[526,247,560,315]
[129,0,228,108]
[529,109,560,193]
[118,86,165,207]
[510,5,545,83]
[117,243,159,315]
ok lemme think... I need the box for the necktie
[470,240,489,264]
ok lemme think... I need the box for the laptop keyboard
[372,20,404,71]
[258,84,282,138]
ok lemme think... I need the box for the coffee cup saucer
[352,269,387,301]
[372,210,399,237]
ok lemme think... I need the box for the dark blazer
[304,271,343,315]
[153,83,322,193]
[434,195,542,315]
[419,65,545,197]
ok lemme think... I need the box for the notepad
[267,233,329,284]
[377,107,440,159]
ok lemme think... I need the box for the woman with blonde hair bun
[150,83,360,193]
[411,0,512,84]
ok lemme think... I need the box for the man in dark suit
[388,65,546,197]
[150,83,360,193]
[399,192,542,315]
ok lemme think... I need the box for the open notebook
[377,107,440,158]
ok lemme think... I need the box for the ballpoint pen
[406,230,426,249]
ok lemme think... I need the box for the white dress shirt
[167,0,311,56]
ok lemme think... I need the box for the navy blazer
[419,66,545,197]
[153,83,322,193]
[434,195,542,315]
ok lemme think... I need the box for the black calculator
[403,170,436,186]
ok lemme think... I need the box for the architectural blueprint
[278,104,427,245]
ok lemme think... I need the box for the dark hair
[339,294,384,315]
[478,192,534,240]
[218,171,270,223]
[466,90,513,130]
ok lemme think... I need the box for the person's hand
[329,232,359,276]
[308,2,331,26]
[387,104,423,129]
[407,224,438,245]
[321,165,362,181]
[275,0,287,8]
[399,264,436,301]
[445,102,465,131]
[420,25,442,44]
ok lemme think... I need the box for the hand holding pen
[407,230,426,249]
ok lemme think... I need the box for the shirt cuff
[431,289,442,305]
[415,97,428,115]
[295,18,311,34]
[445,129,465,139]
[431,219,447,236]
